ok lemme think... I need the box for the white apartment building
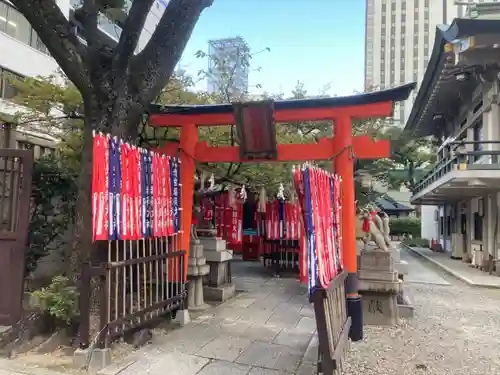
[364,0,463,125]
[0,0,164,156]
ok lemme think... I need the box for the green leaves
[31,276,79,324]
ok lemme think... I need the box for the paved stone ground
[407,246,500,288]
[7,250,500,375]
[100,260,317,375]
[343,247,500,375]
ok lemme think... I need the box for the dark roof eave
[149,83,416,116]
[403,18,500,138]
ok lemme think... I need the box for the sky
[178,0,366,98]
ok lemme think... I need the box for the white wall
[421,205,438,243]
[0,33,59,79]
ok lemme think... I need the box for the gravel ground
[343,280,500,375]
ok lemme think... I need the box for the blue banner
[108,138,121,240]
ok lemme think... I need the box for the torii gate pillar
[334,116,362,341]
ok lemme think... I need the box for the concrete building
[403,17,500,274]
[365,0,462,125]
[207,37,250,99]
[0,0,165,156]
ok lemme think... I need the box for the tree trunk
[69,93,140,277]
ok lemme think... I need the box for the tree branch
[130,0,214,105]
[113,0,155,73]
[82,0,100,48]
[11,0,90,93]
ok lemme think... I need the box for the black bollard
[347,295,363,341]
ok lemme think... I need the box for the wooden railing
[413,140,500,194]
[311,271,351,375]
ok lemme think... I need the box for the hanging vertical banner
[92,133,109,241]
[92,132,181,241]
[170,157,180,233]
[293,164,343,295]
[108,137,121,240]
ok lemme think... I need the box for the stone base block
[204,283,236,302]
[396,260,408,276]
[199,237,227,251]
[74,347,112,372]
[359,250,395,272]
[358,278,401,294]
[361,293,398,326]
[205,249,233,262]
[390,248,401,263]
[174,309,191,325]
[358,270,398,282]
[398,296,415,319]
[206,261,232,287]
[188,264,210,277]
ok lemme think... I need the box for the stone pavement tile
[271,346,303,372]
[150,324,218,355]
[226,296,259,308]
[197,360,251,375]
[272,328,313,351]
[298,305,314,318]
[199,317,254,338]
[250,297,282,311]
[302,334,318,364]
[210,306,249,320]
[266,310,301,329]
[237,307,275,324]
[235,341,303,372]
[294,316,316,334]
[195,336,253,362]
[242,323,281,342]
[295,362,316,375]
[247,366,289,375]
[118,351,209,375]
[273,302,303,316]
[235,341,283,368]
[264,292,292,304]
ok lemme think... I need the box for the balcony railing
[413,141,500,194]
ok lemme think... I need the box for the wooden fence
[78,234,186,348]
[311,271,351,375]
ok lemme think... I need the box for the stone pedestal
[389,248,408,279]
[199,235,236,302]
[187,240,210,311]
[358,250,400,326]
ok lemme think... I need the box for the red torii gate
[149,82,415,340]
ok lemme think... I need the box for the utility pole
[443,0,448,24]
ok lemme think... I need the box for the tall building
[364,0,461,125]
[0,0,164,154]
[207,37,250,99]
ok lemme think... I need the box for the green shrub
[390,217,421,237]
[31,276,79,325]
[27,156,77,276]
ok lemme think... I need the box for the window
[447,216,452,236]
[0,68,24,99]
[473,212,483,241]
[0,1,49,55]
[473,121,484,147]
[17,141,34,150]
